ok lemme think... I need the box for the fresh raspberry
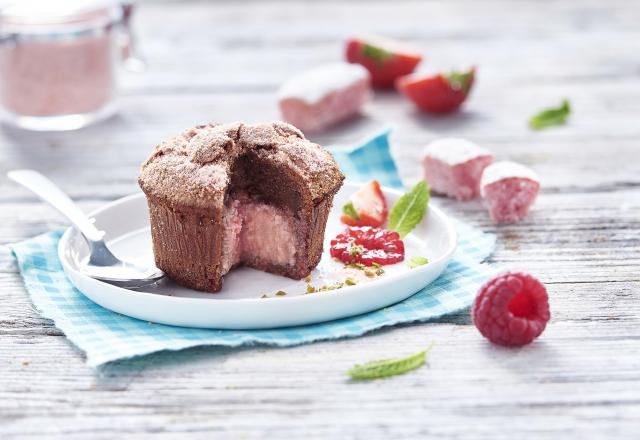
[330,226,404,266]
[472,272,550,346]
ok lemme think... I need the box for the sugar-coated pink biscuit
[481,161,540,224]
[421,138,494,200]
[278,62,370,134]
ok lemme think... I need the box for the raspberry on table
[472,272,550,346]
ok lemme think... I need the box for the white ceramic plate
[58,182,457,329]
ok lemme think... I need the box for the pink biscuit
[481,161,540,224]
[278,62,370,134]
[421,138,494,200]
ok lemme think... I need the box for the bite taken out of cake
[138,121,345,293]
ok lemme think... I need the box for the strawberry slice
[340,180,388,227]
[396,67,476,113]
[345,36,422,88]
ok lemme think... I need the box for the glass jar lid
[0,0,124,41]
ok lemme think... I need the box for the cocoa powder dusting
[139,121,344,209]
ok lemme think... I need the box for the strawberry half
[345,36,422,88]
[340,180,388,227]
[396,67,476,113]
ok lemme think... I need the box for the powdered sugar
[139,121,344,208]
[481,161,539,190]
[190,163,229,188]
[278,62,370,105]
[280,140,334,174]
[422,138,493,165]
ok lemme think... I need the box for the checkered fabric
[10,128,497,367]
[330,126,404,189]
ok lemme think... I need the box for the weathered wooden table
[1,1,639,438]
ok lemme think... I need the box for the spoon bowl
[8,169,165,288]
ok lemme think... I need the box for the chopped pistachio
[364,268,376,278]
[306,284,317,294]
[319,282,344,292]
[275,290,286,296]
[345,277,357,286]
[261,294,268,299]
[304,276,311,283]
[349,243,365,256]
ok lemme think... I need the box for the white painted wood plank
[1,0,640,438]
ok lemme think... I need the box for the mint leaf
[529,99,571,130]
[342,201,360,220]
[388,181,430,239]
[361,44,393,65]
[408,256,429,268]
[347,344,433,381]
[446,69,473,92]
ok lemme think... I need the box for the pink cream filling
[221,197,299,274]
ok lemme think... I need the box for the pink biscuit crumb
[481,161,540,224]
[421,138,494,200]
[278,62,370,134]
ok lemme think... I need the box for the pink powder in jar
[0,1,131,128]
[0,34,114,116]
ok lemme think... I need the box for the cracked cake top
[138,121,344,210]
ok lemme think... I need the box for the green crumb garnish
[345,277,357,286]
[364,268,376,278]
[304,276,311,283]
[261,294,268,299]
[275,291,287,296]
[306,284,317,294]
[408,256,429,269]
[345,262,366,270]
[372,262,382,269]
[349,243,365,256]
[319,282,344,292]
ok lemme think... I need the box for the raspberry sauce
[330,226,405,266]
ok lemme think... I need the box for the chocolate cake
[138,121,345,292]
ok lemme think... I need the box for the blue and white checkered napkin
[11,127,497,367]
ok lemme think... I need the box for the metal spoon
[8,169,164,288]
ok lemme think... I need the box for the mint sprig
[529,99,571,130]
[347,344,433,381]
[388,181,430,239]
[342,201,360,220]
[408,256,429,268]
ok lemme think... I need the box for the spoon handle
[8,169,104,242]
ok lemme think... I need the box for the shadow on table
[92,309,472,385]
[477,339,560,376]
[405,108,487,133]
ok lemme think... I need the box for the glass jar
[0,0,140,131]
